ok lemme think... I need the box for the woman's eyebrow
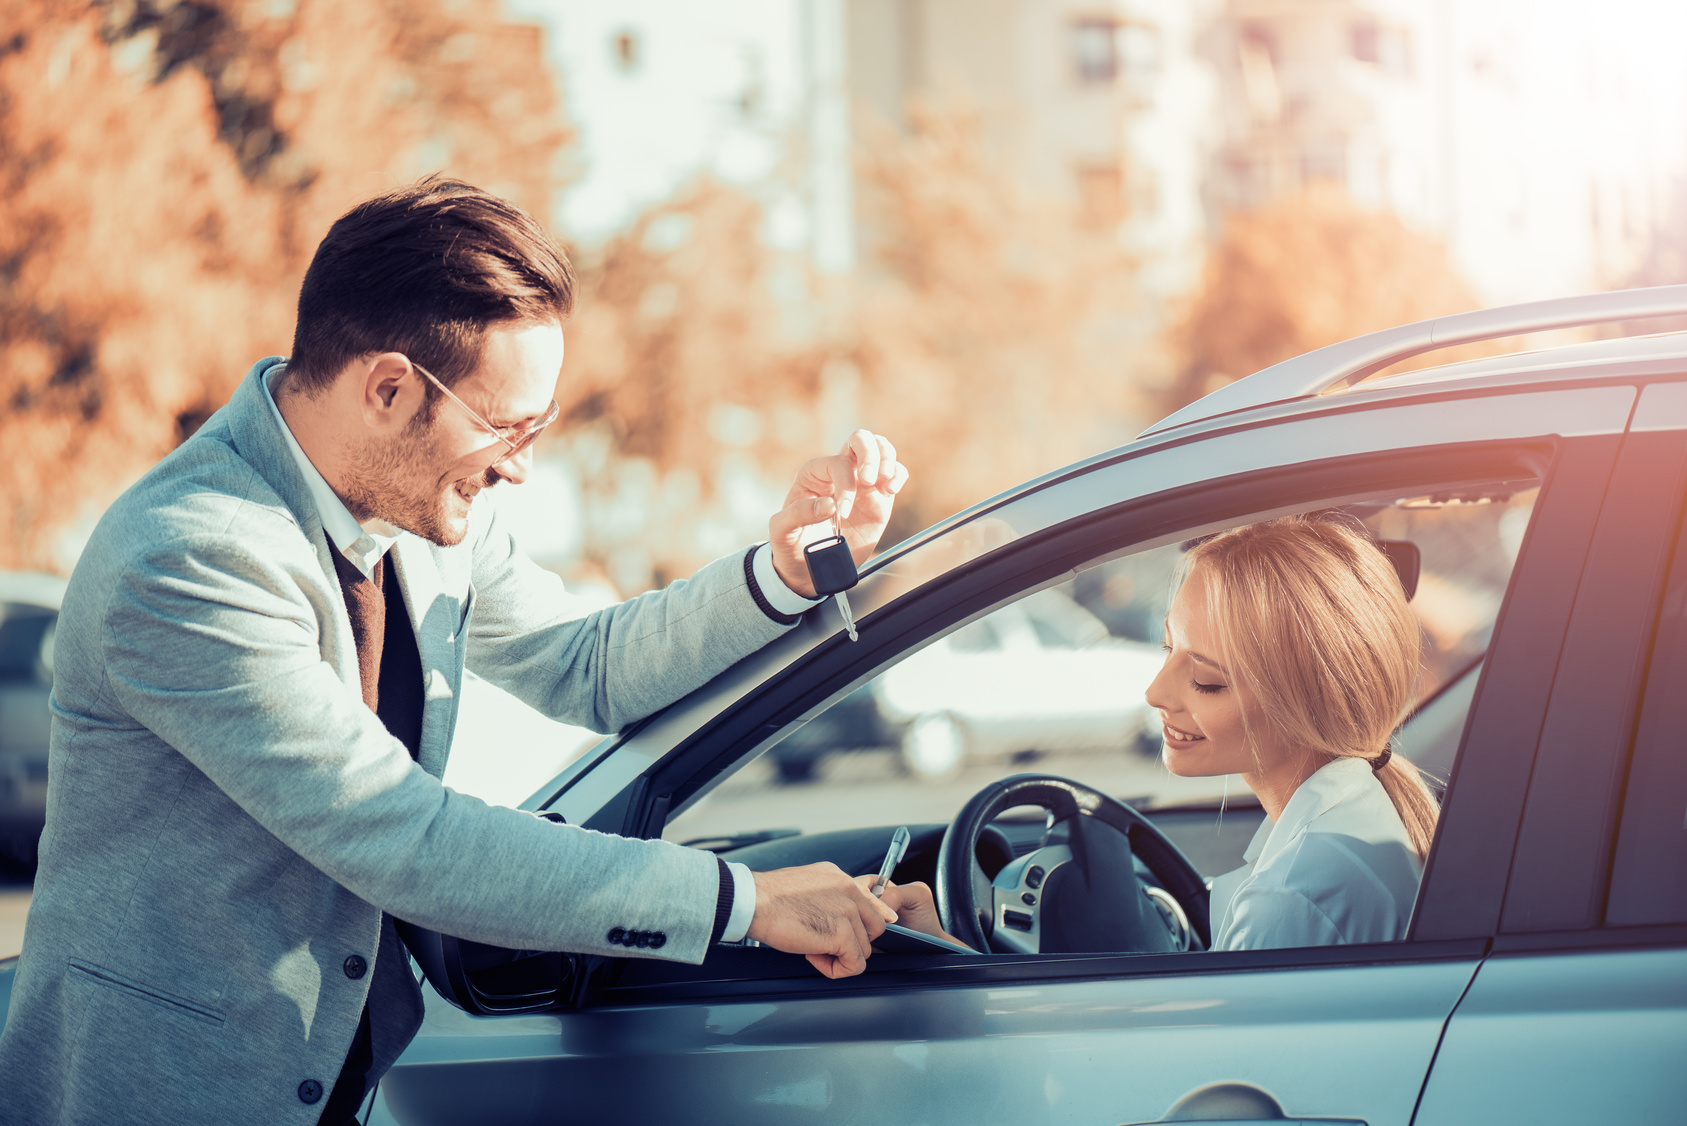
[1188,651,1230,677]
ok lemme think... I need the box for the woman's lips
[1162,721,1205,742]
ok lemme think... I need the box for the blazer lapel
[222,358,360,696]
[387,535,469,780]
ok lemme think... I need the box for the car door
[1415,382,1687,1125]
[378,382,1631,1126]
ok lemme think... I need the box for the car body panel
[1416,947,1687,1124]
[382,956,1480,1126]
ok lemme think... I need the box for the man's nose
[490,443,533,486]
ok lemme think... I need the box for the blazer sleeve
[99,531,727,963]
[462,500,792,734]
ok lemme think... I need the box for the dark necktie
[321,546,426,1124]
[331,550,424,759]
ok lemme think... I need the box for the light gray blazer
[0,358,788,1125]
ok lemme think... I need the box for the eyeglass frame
[409,359,560,461]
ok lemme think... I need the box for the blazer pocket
[68,959,227,1027]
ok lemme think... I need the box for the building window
[1351,19,1413,78]
[1070,18,1161,88]
[1070,18,1117,85]
[611,28,641,73]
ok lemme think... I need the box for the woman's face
[1145,565,1291,779]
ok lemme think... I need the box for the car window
[664,488,1540,869]
[0,603,55,684]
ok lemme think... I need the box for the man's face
[344,321,564,546]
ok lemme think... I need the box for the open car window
[664,487,1540,899]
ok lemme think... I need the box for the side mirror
[394,920,591,1015]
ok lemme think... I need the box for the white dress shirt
[1208,756,1423,950]
[261,364,770,942]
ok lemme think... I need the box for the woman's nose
[1144,655,1173,713]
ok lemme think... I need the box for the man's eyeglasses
[411,360,560,461]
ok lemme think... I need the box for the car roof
[868,288,1687,574]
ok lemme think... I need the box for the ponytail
[1372,754,1439,862]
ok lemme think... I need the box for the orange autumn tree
[1166,184,1485,413]
[849,101,1152,533]
[0,0,569,570]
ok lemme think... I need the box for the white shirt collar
[262,362,399,580]
[1247,756,1377,866]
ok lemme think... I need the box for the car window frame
[568,438,1601,987]
[598,440,1554,839]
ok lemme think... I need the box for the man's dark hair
[288,176,573,400]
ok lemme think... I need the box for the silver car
[8,287,1687,1124]
[0,573,63,874]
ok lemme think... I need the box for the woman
[873,513,1438,952]
[1150,513,1437,949]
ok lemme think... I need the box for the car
[7,286,1687,1125]
[0,573,64,874]
[768,587,1165,781]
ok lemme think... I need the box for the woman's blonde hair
[1179,513,1440,860]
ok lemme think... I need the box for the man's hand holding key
[768,429,908,606]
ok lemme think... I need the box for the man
[0,178,908,1125]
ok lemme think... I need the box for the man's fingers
[873,434,898,485]
[843,429,881,490]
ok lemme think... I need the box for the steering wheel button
[1026,865,1046,889]
[1021,892,1037,906]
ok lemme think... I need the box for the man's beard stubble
[339,417,485,547]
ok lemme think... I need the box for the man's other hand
[747,863,899,978]
[852,875,974,951]
[768,430,908,598]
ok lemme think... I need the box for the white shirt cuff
[722,861,758,943]
[751,542,824,618]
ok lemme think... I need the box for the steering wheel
[935,774,1211,954]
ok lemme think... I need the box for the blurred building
[845,0,1217,297]
[1200,0,1683,303]
[841,0,1686,306]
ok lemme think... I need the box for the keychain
[803,509,860,641]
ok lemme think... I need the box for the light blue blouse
[1209,756,1424,950]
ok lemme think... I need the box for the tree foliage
[1166,184,1485,411]
[0,0,568,569]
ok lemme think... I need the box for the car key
[804,516,860,641]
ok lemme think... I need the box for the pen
[871,825,911,897]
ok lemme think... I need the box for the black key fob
[804,535,858,596]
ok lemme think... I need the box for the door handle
[1118,1082,1367,1126]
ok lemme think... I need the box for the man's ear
[359,353,424,431]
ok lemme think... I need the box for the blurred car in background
[769,588,1163,781]
[0,573,64,874]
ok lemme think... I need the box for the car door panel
[1418,394,1687,1124]
[383,956,1480,1126]
[1412,947,1687,1125]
